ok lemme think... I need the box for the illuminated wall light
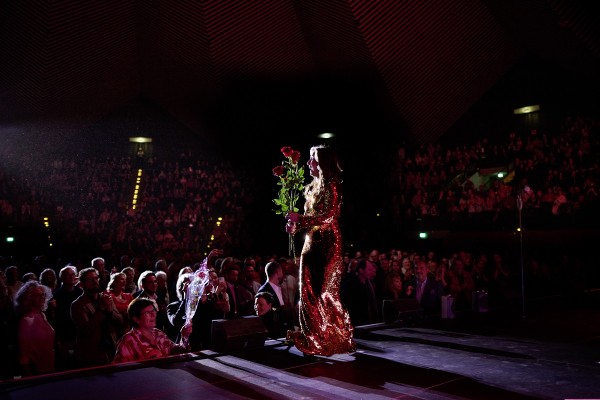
[6,237,14,243]
[497,172,505,178]
[210,235,215,240]
[419,232,428,239]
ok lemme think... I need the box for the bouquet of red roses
[272,146,305,256]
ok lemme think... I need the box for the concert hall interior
[1,1,599,399]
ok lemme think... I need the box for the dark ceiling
[0,0,598,160]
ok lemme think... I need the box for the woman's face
[254,296,271,316]
[209,271,219,285]
[113,274,126,290]
[135,305,157,330]
[30,286,47,311]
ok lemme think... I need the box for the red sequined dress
[286,177,356,356]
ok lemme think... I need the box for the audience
[113,297,191,364]
[105,272,134,337]
[51,264,82,371]
[254,291,291,339]
[71,267,124,367]
[13,280,55,377]
[0,113,598,377]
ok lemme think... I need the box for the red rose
[290,150,301,165]
[281,146,294,158]
[272,165,285,177]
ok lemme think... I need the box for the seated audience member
[254,291,290,339]
[113,297,191,364]
[14,280,55,377]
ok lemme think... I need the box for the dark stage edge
[1,297,599,400]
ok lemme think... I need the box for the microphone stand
[517,192,526,318]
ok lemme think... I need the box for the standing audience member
[382,272,404,301]
[240,258,261,298]
[5,266,24,302]
[92,257,110,291]
[51,264,82,371]
[105,272,134,337]
[71,267,124,367]
[134,271,169,332]
[340,259,381,326]
[0,271,17,379]
[167,269,229,350]
[39,268,58,324]
[280,258,299,327]
[222,264,254,318]
[121,266,137,294]
[13,281,55,377]
[155,270,170,331]
[446,258,475,311]
[257,261,285,309]
[405,260,445,315]
[39,268,58,292]
[113,297,191,364]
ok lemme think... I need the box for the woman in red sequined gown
[286,145,356,356]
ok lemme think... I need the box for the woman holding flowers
[284,144,355,356]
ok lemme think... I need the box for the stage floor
[2,297,599,400]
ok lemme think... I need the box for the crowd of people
[0,242,591,379]
[390,115,599,231]
[0,113,598,377]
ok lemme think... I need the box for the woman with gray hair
[13,280,55,376]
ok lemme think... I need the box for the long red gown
[286,177,356,356]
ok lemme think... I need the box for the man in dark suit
[340,259,381,326]
[222,264,254,318]
[405,260,444,315]
[257,261,285,309]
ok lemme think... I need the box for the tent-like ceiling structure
[1,0,598,155]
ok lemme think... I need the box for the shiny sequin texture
[287,177,356,356]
